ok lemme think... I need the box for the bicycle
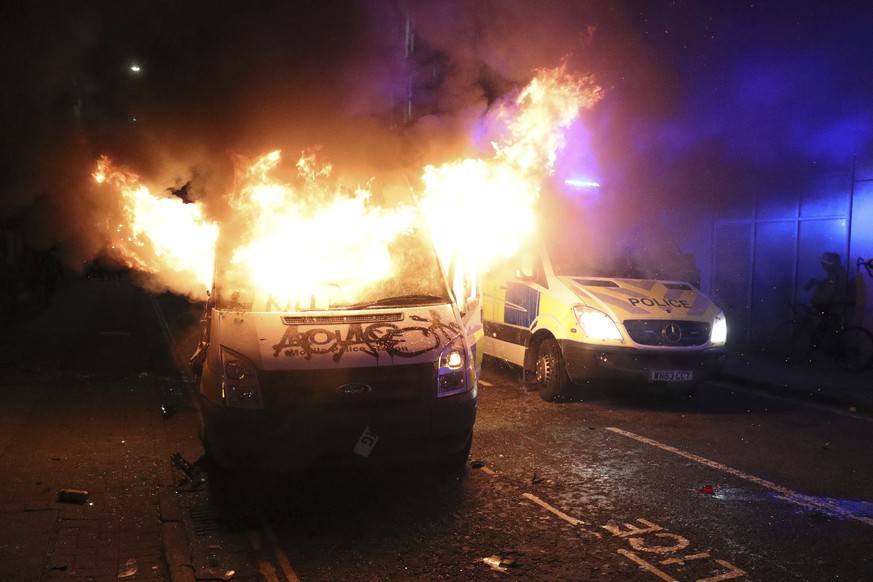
[771,303,873,373]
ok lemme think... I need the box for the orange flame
[93,157,218,296]
[222,150,417,310]
[92,67,601,305]
[420,66,601,298]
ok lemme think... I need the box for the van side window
[517,251,548,289]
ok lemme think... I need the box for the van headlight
[220,346,263,409]
[573,305,623,341]
[710,311,727,346]
[436,335,469,397]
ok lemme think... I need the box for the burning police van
[192,226,480,472]
[482,234,727,401]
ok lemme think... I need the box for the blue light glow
[564,178,601,190]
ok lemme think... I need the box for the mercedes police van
[482,232,727,401]
[191,225,481,472]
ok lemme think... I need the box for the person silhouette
[803,251,848,338]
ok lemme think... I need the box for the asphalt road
[155,288,873,580]
[171,348,873,580]
[3,280,871,581]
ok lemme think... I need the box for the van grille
[281,313,404,325]
[624,320,711,347]
[259,362,433,410]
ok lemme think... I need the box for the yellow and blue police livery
[482,244,727,401]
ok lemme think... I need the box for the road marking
[478,380,494,387]
[247,531,280,582]
[258,562,279,582]
[617,549,678,582]
[489,462,743,577]
[607,426,873,527]
[257,511,301,582]
[606,518,746,581]
[521,493,585,526]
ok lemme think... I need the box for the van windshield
[546,233,699,283]
[212,229,451,312]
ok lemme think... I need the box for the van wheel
[536,339,569,402]
[200,415,235,473]
[438,431,473,475]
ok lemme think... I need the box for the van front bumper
[200,389,477,471]
[560,340,727,385]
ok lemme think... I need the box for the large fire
[93,157,218,295]
[223,150,418,310]
[421,67,600,298]
[92,67,601,305]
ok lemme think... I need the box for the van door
[483,248,546,366]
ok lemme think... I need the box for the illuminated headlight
[711,312,727,346]
[436,336,469,397]
[573,305,623,341]
[220,346,263,409]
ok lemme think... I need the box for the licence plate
[649,370,693,382]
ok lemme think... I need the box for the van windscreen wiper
[340,294,447,310]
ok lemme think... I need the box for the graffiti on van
[272,310,461,363]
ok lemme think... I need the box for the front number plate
[649,370,693,382]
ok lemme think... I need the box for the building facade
[671,154,873,349]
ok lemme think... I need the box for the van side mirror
[516,260,536,281]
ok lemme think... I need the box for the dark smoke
[1,0,641,269]
[4,0,868,279]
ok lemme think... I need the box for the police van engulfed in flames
[193,226,482,471]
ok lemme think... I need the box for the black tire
[535,339,570,402]
[835,326,873,373]
[771,321,813,362]
[200,412,238,473]
[437,431,473,475]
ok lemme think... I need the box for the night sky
[1,0,872,261]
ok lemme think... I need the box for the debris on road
[57,489,89,504]
[483,555,514,573]
[171,452,206,488]
[199,567,236,580]
[697,485,715,495]
[117,558,137,578]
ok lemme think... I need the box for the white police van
[191,225,482,472]
[482,234,727,401]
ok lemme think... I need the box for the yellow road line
[257,511,301,582]
[521,492,585,526]
[617,549,678,582]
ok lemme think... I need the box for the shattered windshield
[213,229,451,312]
[545,227,699,283]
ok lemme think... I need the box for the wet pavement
[0,274,202,582]
[0,274,871,580]
[720,347,873,415]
